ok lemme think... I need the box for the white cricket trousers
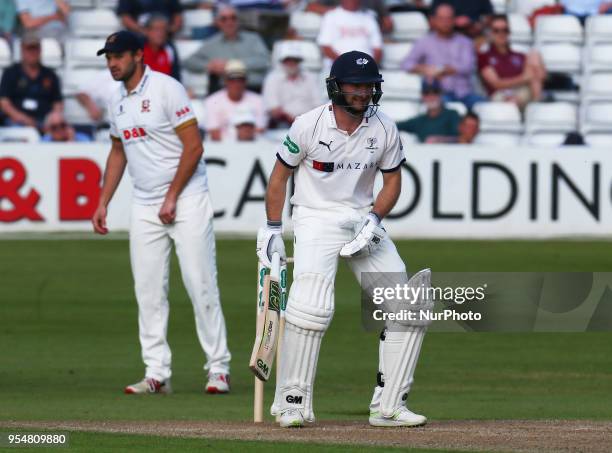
[292,205,407,281]
[129,191,231,381]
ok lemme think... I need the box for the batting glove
[339,213,386,258]
[256,222,286,268]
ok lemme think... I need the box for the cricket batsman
[256,51,432,427]
[92,31,231,395]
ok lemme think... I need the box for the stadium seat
[391,12,429,42]
[583,44,612,75]
[289,11,322,40]
[180,9,214,39]
[535,15,583,45]
[95,128,111,142]
[181,70,209,98]
[473,102,522,133]
[69,9,120,38]
[584,133,612,147]
[0,127,40,143]
[445,101,467,117]
[581,103,612,134]
[70,0,95,8]
[539,43,582,74]
[491,0,508,13]
[398,131,418,145]
[585,15,612,45]
[581,74,612,103]
[510,0,556,15]
[62,68,105,96]
[64,96,95,125]
[524,132,568,147]
[381,42,412,70]
[0,38,11,68]
[271,40,322,71]
[96,0,118,8]
[379,100,420,122]
[508,13,532,45]
[524,102,577,135]
[380,71,421,101]
[475,132,521,145]
[175,40,201,62]
[13,38,63,68]
[65,38,107,69]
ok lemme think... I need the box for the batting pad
[278,321,324,422]
[285,273,334,331]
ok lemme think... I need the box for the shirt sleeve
[401,37,426,71]
[107,99,119,139]
[317,12,335,47]
[50,71,62,103]
[262,72,280,111]
[275,118,307,169]
[164,78,197,131]
[203,95,221,131]
[379,123,406,172]
[0,67,14,98]
[367,15,383,49]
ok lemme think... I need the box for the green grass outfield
[1,239,611,451]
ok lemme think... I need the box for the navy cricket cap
[329,51,383,84]
[96,31,144,56]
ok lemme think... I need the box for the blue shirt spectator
[0,0,17,39]
[16,0,69,40]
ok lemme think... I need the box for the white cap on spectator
[231,108,256,126]
[279,42,303,62]
[224,59,247,79]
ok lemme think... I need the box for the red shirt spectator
[478,46,525,96]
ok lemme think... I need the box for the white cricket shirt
[276,103,406,209]
[108,65,207,204]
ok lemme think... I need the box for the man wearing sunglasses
[478,14,547,110]
[183,4,270,93]
[41,111,90,142]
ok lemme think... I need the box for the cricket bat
[249,253,282,381]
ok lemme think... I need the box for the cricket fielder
[257,51,432,427]
[92,31,231,395]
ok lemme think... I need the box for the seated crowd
[0,0,603,144]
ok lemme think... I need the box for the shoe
[369,407,427,427]
[279,408,304,428]
[206,372,230,394]
[124,377,172,394]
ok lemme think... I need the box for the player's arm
[372,168,401,220]
[158,120,203,224]
[92,137,127,234]
[266,160,293,222]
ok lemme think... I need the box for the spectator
[0,0,17,40]
[396,79,460,143]
[76,70,121,124]
[232,108,257,141]
[204,59,267,141]
[317,0,383,68]
[0,32,62,130]
[16,0,69,41]
[183,4,270,93]
[561,0,612,24]
[262,44,321,128]
[307,0,393,34]
[41,111,91,142]
[431,0,493,38]
[224,0,290,47]
[117,0,183,36]
[402,3,484,109]
[143,14,181,81]
[456,111,479,144]
[478,15,546,110]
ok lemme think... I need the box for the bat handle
[271,252,281,279]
